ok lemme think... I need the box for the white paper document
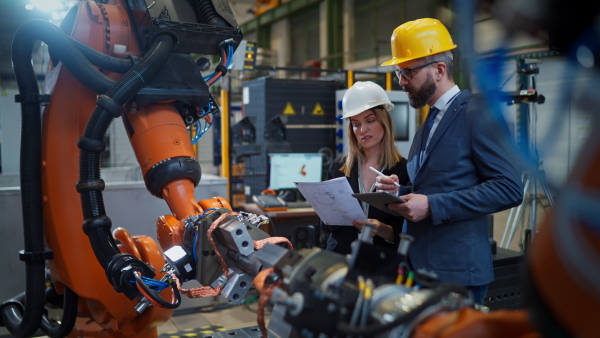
[294,177,367,225]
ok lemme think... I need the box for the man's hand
[375,174,399,194]
[387,193,431,222]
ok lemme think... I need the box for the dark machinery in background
[232,116,262,158]
[241,77,341,202]
[1,0,599,337]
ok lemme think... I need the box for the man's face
[396,59,438,109]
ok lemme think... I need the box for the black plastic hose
[78,33,174,284]
[196,0,230,27]
[66,35,135,74]
[15,20,116,94]
[1,20,52,338]
[2,18,140,337]
[39,287,78,338]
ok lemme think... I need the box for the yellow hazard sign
[312,103,325,115]
[283,102,296,115]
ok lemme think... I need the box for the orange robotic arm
[2,1,245,337]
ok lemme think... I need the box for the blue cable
[192,230,198,262]
[471,40,586,196]
[130,276,169,292]
[226,45,233,67]
[191,120,202,145]
[204,44,234,86]
[472,44,543,176]
[191,111,213,145]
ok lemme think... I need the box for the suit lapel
[414,90,470,178]
[407,134,420,182]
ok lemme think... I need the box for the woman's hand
[375,174,399,195]
[353,219,394,242]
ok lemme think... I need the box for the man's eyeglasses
[395,61,439,80]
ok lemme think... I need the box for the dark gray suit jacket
[405,90,523,286]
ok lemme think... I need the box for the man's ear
[435,62,447,80]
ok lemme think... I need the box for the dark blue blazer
[405,90,523,286]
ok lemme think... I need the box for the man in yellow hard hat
[375,18,523,305]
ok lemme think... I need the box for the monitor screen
[389,102,409,141]
[268,153,324,190]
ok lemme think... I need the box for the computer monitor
[268,153,324,190]
[389,102,409,142]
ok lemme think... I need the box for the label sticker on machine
[283,102,296,115]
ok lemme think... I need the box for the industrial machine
[2,0,599,337]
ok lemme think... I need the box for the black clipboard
[352,192,406,216]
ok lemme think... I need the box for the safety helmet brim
[342,81,394,119]
[342,102,395,119]
[380,47,456,66]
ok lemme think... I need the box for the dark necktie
[420,106,439,153]
[418,106,439,169]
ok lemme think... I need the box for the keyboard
[286,201,312,209]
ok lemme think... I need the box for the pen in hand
[368,166,401,188]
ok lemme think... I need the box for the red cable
[253,267,282,337]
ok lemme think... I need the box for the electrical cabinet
[237,78,342,202]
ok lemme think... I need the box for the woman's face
[350,109,384,151]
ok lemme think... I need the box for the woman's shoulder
[330,155,352,171]
[327,155,348,178]
[389,157,408,172]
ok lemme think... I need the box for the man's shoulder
[455,90,486,113]
[456,89,478,103]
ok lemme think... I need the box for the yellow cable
[364,279,373,299]
[395,267,405,285]
[405,271,414,287]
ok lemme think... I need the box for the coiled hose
[0,19,136,338]
[77,32,175,294]
[196,0,230,27]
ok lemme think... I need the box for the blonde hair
[340,106,402,176]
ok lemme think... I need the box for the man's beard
[402,73,437,109]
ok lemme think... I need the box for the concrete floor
[24,299,267,338]
[157,300,268,337]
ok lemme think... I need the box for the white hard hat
[342,81,394,119]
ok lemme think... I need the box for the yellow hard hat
[381,18,457,66]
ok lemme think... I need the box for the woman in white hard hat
[322,81,409,255]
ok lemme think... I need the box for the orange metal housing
[528,136,600,338]
[40,1,177,336]
[156,197,232,251]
